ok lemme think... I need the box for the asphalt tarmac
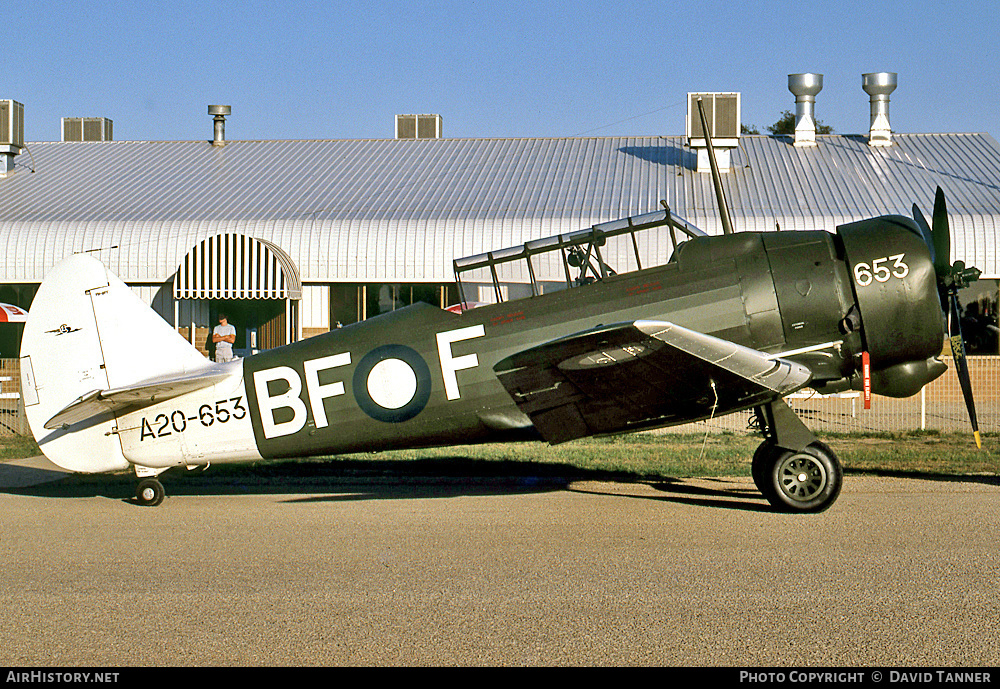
[1,456,999,666]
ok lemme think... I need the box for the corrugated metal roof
[1,133,999,282]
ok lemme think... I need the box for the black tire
[135,478,165,507]
[757,440,842,513]
[751,440,775,496]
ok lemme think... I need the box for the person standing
[212,312,236,363]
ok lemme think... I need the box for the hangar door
[173,233,302,355]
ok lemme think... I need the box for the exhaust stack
[862,73,896,147]
[208,105,231,146]
[788,74,823,147]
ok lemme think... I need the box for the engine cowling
[837,216,947,397]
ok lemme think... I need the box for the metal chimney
[788,74,823,147]
[862,73,896,146]
[208,105,231,146]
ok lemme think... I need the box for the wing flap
[43,367,234,430]
[494,321,811,444]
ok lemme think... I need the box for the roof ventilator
[209,105,231,147]
[1,99,24,176]
[863,73,896,147]
[61,117,113,142]
[686,93,740,173]
[788,74,823,147]
[396,114,443,139]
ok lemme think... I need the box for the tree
[741,111,835,136]
[765,110,833,135]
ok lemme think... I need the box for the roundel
[352,345,432,423]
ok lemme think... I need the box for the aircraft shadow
[0,456,597,505]
[0,455,767,511]
[4,456,995,510]
[567,477,773,513]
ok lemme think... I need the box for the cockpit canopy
[452,208,704,308]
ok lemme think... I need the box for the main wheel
[751,440,774,496]
[754,440,842,513]
[135,478,165,507]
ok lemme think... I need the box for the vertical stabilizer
[20,254,212,473]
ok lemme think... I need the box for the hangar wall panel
[300,284,330,331]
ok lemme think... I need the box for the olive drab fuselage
[215,217,942,460]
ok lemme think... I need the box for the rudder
[20,254,211,473]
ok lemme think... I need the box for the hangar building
[1,74,999,360]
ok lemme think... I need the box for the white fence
[0,359,29,436]
[1,357,997,438]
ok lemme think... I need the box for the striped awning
[173,233,302,300]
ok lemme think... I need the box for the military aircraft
[17,183,980,512]
[17,103,982,511]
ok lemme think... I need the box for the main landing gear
[751,400,843,513]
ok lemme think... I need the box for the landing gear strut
[752,400,843,513]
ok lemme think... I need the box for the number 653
[853,254,908,286]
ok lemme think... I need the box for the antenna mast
[696,97,735,235]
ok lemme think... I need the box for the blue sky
[8,0,1000,142]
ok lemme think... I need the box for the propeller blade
[948,292,982,449]
[912,204,936,265]
[932,186,951,278]
[921,187,982,447]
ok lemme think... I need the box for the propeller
[914,187,983,447]
[911,203,935,265]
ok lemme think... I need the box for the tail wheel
[754,440,842,513]
[136,478,165,507]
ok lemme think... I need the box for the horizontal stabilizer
[44,366,234,430]
[494,320,811,444]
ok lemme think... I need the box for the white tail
[20,254,216,473]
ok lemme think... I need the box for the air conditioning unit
[1,100,25,148]
[61,117,114,142]
[396,114,443,139]
[686,93,740,147]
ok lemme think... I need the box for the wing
[493,320,811,444]
[43,367,234,430]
